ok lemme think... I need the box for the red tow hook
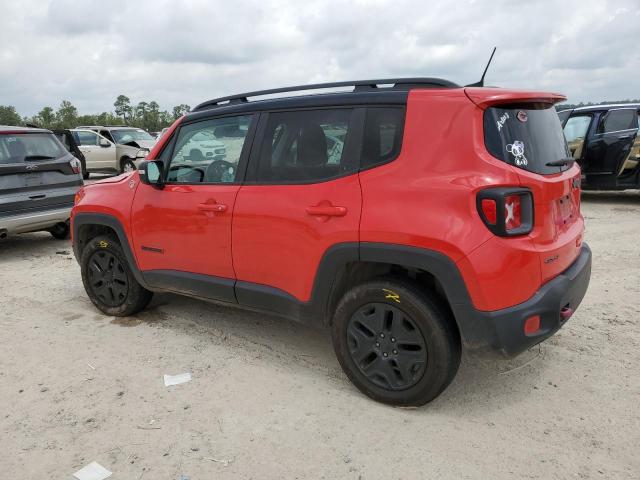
[560,307,573,321]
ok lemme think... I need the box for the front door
[582,108,638,179]
[130,114,256,301]
[73,130,116,171]
[232,108,362,307]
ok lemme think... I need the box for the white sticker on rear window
[506,140,528,166]
[496,112,509,131]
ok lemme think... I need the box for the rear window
[0,133,67,164]
[484,104,571,174]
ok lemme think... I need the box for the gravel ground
[0,191,638,479]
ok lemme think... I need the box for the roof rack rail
[193,77,459,112]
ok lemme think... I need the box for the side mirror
[138,160,164,189]
[99,138,111,148]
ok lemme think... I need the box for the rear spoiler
[464,87,566,109]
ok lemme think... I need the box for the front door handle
[198,203,227,213]
[306,205,347,217]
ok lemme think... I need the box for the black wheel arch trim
[72,212,150,289]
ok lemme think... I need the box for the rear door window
[597,108,637,134]
[0,133,66,164]
[251,109,356,183]
[484,104,571,174]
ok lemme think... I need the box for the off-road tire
[331,277,461,406]
[80,235,152,316]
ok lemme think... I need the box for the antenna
[466,47,497,87]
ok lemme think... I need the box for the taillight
[477,188,533,236]
[70,157,81,174]
[74,187,85,205]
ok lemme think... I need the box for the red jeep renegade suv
[71,78,591,406]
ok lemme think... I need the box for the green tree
[134,101,149,128]
[55,100,78,128]
[114,95,132,123]
[172,104,190,120]
[147,101,161,131]
[0,105,23,126]
[37,106,55,128]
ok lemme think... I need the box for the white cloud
[0,0,638,116]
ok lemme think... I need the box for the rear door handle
[306,205,347,217]
[198,202,227,213]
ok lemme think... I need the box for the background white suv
[72,126,156,177]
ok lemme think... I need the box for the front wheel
[331,278,461,406]
[80,235,153,316]
[120,158,136,173]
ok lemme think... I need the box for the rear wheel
[49,221,70,240]
[331,278,460,406]
[80,235,152,316]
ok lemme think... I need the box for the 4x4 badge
[25,164,39,170]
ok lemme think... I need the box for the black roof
[191,77,459,115]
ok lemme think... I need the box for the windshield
[484,103,571,174]
[111,129,155,144]
[0,133,67,164]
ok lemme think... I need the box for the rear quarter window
[484,104,571,175]
[361,107,404,169]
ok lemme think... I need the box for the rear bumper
[0,206,72,235]
[458,244,592,357]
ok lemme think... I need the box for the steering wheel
[205,160,235,183]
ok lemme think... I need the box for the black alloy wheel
[87,250,129,307]
[347,303,427,390]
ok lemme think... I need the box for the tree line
[0,95,191,132]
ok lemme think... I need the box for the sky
[1,0,638,117]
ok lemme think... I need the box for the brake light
[477,188,533,236]
[70,157,81,174]
[74,187,85,205]
[480,199,497,224]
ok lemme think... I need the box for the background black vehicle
[0,126,82,240]
[559,104,640,190]
[52,129,89,179]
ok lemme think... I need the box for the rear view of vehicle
[0,126,82,240]
[466,90,591,353]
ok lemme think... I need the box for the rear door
[232,108,362,307]
[583,108,638,176]
[0,132,81,218]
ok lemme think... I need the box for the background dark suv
[559,104,640,190]
[0,126,82,240]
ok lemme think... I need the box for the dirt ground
[1,191,638,479]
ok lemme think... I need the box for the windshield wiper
[546,158,575,167]
[24,155,56,161]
